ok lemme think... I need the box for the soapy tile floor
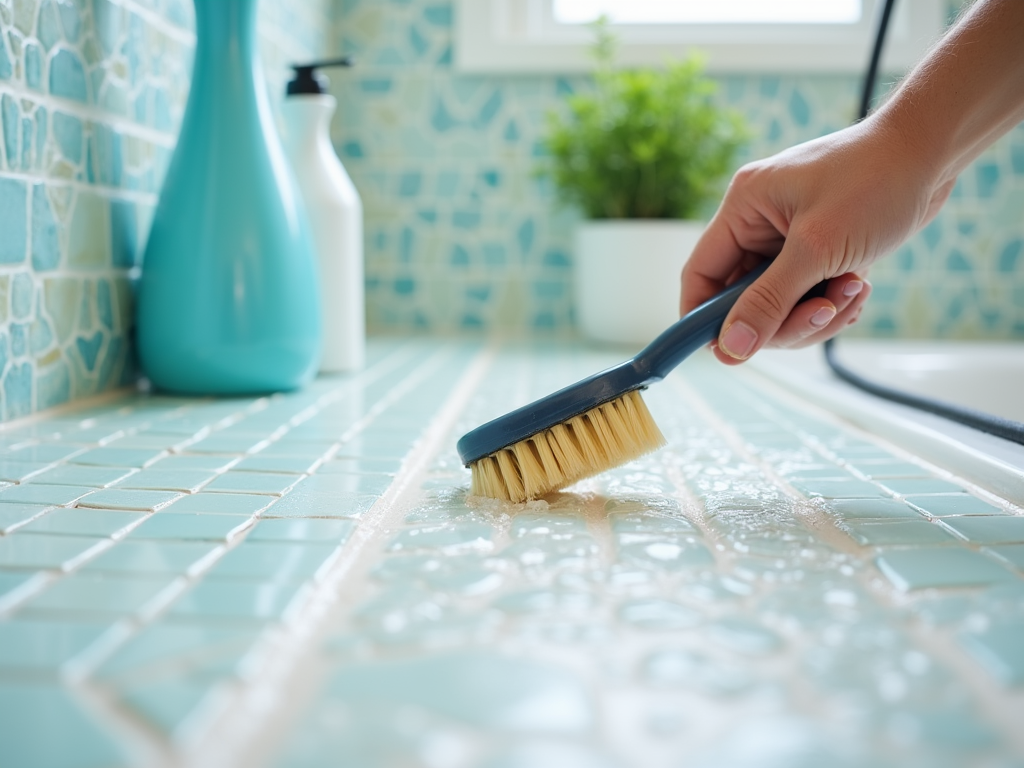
[1,340,1023,768]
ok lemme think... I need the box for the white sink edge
[746,346,1024,506]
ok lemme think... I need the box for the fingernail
[720,321,758,359]
[810,306,837,328]
[843,280,864,297]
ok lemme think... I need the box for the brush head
[469,390,666,503]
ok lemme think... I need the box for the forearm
[872,0,1024,186]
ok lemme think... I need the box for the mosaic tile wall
[0,0,333,422]
[332,0,1024,338]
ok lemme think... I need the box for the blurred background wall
[335,0,1024,339]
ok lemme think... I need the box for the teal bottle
[137,0,321,394]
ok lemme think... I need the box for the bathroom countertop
[1,339,1023,768]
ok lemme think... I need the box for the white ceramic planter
[574,219,704,346]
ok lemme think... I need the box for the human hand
[680,118,955,364]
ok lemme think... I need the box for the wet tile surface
[0,341,1021,767]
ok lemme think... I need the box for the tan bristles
[469,389,666,503]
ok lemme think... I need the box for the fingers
[713,244,822,365]
[771,273,870,348]
[795,276,872,347]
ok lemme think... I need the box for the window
[455,0,945,73]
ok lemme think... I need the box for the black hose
[822,0,1024,447]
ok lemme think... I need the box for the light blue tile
[0,483,94,506]
[0,684,127,767]
[842,520,957,546]
[0,570,39,600]
[0,459,53,482]
[0,618,109,669]
[26,464,135,487]
[203,471,301,496]
[824,498,922,520]
[316,457,400,474]
[233,455,319,474]
[186,434,267,454]
[206,541,338,581]
[24,572,174,616]
[263,491,378,519]
[247,518,356,544]
[169,579,307,622]
[299,473,392,496]
[0,533,107,569]
[82,540,222,575]
[148,454,237,471]
[791,479,887,499]
[984,544,1024,571]
[162,492,274,516]
[70,446,166,467]
[0,505,50,536]
[129,513,254,541]
[4,444,83,463]
[961,623,1024,686]
[878,477,966,496]
[850,460,934,479]
[20,507,144,538]
[114,468,216,492]
[77,488,181,511]
[117,678,215,737]
[905,494,1007,517]
[940,516,1024,545]
[876,548,1015,591]
[95,622,261,683]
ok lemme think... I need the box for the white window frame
[455,0,946,74]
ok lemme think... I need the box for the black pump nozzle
[286,56,353,96]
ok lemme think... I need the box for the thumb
[716,244,821,362]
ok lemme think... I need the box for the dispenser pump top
[286,56,353,96]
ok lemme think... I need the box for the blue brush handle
[632,261,770,382]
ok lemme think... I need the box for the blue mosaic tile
[49,49,88,103]
[0,177,28,264]
[31,185,61,271]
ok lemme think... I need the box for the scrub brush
[457,262,772,502]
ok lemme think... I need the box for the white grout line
[188,342,496,768]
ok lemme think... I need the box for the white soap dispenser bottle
[282,58,365,372]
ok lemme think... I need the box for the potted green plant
[541,25,747,345]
